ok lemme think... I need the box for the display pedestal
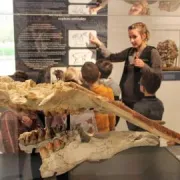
[70,146,180,180]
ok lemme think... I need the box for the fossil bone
[19,129,159,178]
[0,77,179,177]
[39,131,159,178]
[0,77,180,144]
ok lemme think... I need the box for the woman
[90,22,162,129]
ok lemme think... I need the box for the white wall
[108,0,180,132]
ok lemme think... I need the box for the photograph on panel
[68,4,101,15]
[108,0,151,16]
[50,67,67,83]
[109,0,180,16]
[68,5,92,14]
[149,30,180,71]
[69,30,97,48]
[69,49,96,65]
[124,0,180,16]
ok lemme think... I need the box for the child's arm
[0,111,19,153]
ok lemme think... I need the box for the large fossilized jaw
[0,78,180,144]
[39,131,159,178]
[18,126,91,154]
[39,85,107,114]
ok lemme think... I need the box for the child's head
[128,0,150,16]
[81,62,99,84]
[12,70,29,82]
[128,22,150,48]
[96,60,113,79]
[64,67,81,84]
[140,72,162,95]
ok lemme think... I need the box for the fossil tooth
[77,126,91,143]
[29,131,38,144]
[45,142,54,153]
[53,138,65,151]
[39,147,49,159]
[37,128,45,142]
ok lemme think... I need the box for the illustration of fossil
[69,5,89,15]
[70,50,95,65]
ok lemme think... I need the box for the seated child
[128,71,164,131]
[96,59,121,126]
[81,62,115,133]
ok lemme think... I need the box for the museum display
[157,39,180,71]
[0,76,180,177]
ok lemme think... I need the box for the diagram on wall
[69,49,96,65]
[69,30,97,48]
[68,5,96,15]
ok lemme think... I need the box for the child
[96,60,121,99]
[64,67,82,84]
[128,71,164,131]
[96,59,121,126]
[81,62,115,133]
[64,67,98,134]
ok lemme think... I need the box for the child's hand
[22,115,33,128]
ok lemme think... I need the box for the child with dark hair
[96,60,121,126]
[128,71,164,131]
[11,70,29,82]
[81,62,115,132]
[96,60,121,99]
